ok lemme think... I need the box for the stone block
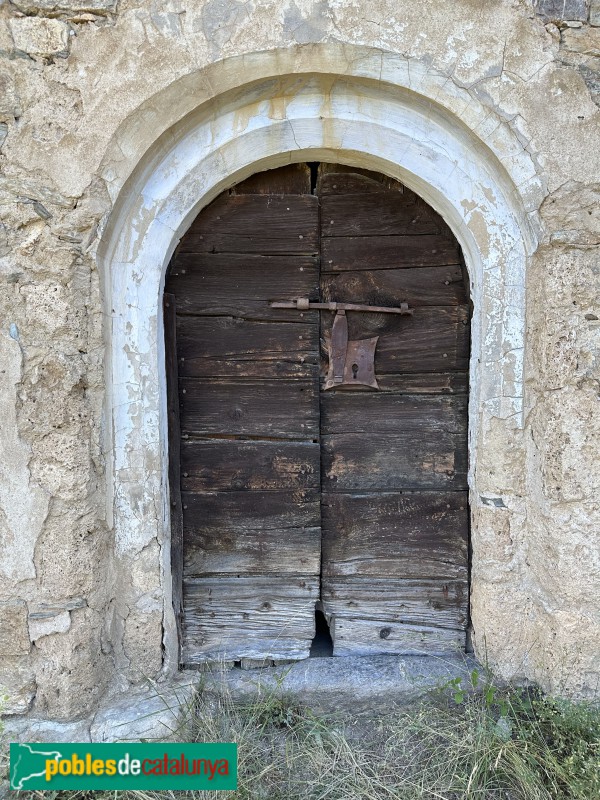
[534,0,589,21]
[9,18,70,58]
[28,610,71,641]
[0,601,30,656]
[591,0,600,25]
[0,658,36,714]
[11,0,117,15]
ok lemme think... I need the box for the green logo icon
[10,742,237,790]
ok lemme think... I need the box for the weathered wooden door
[165,163,470,666]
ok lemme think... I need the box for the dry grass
[10,674,600,800]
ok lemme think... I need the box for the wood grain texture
[182,575,318,662]
[320,394,468,434]
[321,430,468,491]
[322,265,468,307]
[179,195,319,255]
[181,440,320,492]
[167,253,319,321]
[164,294,184,649]
[231,163,312,194]
[328,616,466,657]
[323,577,468,629]
[321,194,443,237]
[321,492,469,580]
[179,378,319,439]
[176,316,319,378]
[321,235,461,270]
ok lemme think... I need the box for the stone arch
[97,46,540,675]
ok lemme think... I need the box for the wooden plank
[176,316,319,378]
[357,373,468,394]
[179,195,319,255]
[181,439,320,491]
[179,378,319,438]
[163,294,184,650]
[166,253,319,320]
[184,512,321,575]
[317,163,409,195]
[321,235,462,270]
[321,431,468,491]
[230,163,311,194]
[182,489,320,539]
[323,577,468,630]
[320,306,470,373]
[328,616,466,657]
[182,575,318,663]
[321,265,468,307]
[321,194,443,237]
[321,492,469,580]
[320,394,468,435]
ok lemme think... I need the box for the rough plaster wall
[0,0,598,723]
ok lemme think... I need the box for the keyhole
[351,363,359,379]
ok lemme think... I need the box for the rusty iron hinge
[269,297,413,390]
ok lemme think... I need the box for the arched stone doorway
[98,47,537,680]
[164,162,471,665]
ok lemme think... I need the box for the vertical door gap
[309,605,334,658]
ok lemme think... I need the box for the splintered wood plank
[320,306,470,373]
[179,195,319,255]
[230,163,312,194]
[184,515,320,575]
[321,492,469,580]
[167,254,319,320]
[323,577,468,631]
[321,235,461,270]
[321,265,468,307]
[182,488,320,533]
[181,440,320,492]
[320,394,468,435]
[321,194,443,237]
[176,317,319,378]
[321,430,468,491]
[183,487,320,575]
[328,617,466,657]
[182,575,318,663]
[179,378,319,438]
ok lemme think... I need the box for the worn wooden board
[328,617,466,657]
[323,577,468,629]
[321,194,443,237]
[183,489,320,574]
[320,394,468,434]
[321,235,461,270]
[179,378,319,438]
[321,265,468,307]
[321,431,468,491]
[321,492,468,579]
[176,316,319,378]
[340,372,468,394]
[167,253,319,320]
[320,306,470,373]
[179,195,319,255]
[164,294,184,648]
[317,169,410,195]
[182,575,318,662]
[181,440,320,492]
[231,163,312,194]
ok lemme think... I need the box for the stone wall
[0,0,598,728]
